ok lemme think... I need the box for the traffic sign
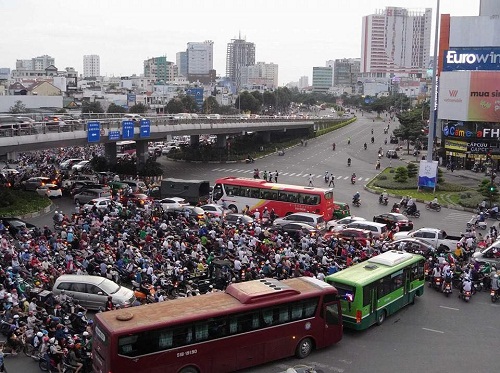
[140,119,151,138]
[87,121,101,143]
[122,120,135,140]
[108,131,120,141]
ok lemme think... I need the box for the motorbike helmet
[494,274,499,278]
[43,336,49,343]
[37,332,43,338]
[83,331,89,337]
[49,337,55,344]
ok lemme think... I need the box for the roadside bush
[394,167,408,183]
[389,169,395,173]
[406,163,418,178]
[378,175,388,180]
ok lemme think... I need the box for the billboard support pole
[427,0,440,164]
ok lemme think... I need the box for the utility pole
[427,0,440,163]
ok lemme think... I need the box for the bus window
[158,331,173,349]
[391,270,404,291]
[377,276,392,298]
[195,322,209,342]
[304,299,318,317]
[324,303,340,325]
[213,184,223,200]
[262,309,274,326]
[363,284,376,307]
[279,305,290,323]
[118,335,138,356]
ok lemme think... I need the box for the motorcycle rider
[351,173,356,183]
[489,204,499,217]
[461,276,472,297]
[364,142,367,150]
[430,196,439,209]
[492,274,499,298]
[391,202,400,213]
[332,142,336,151]
[406,197,417,215]
[353,191,360,204]
[443,268,453,292]
[347,158,351,167]
[431,264,441,288]
[379,190,388,204]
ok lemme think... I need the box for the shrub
[378,175,388,180]
[407,163,418,178]
[394,167,408,183]
[389,169,395,173]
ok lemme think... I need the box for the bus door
[363,283,377,325]
[403,267,412,303]
[322,294,342,343]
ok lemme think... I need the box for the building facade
[83,55,100,78]
[176,51,188,77]
[334,58,361,89]
[240,62,278,89]
[312,67,333,93]
[226,37,256,88]
[186,41,215,83]
[298,76,309,89]
[144,56,176,83]
[361,7,432,77]
[16,55,55,71]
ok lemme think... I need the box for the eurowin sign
[443,48,500,71]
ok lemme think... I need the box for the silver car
[52,275,135,310]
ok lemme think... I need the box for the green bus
[325,250,425,330]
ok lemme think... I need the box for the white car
[200,204,230,218]
[36,183,62,198]
[72,160,90,172]
[83,198,122,212]
[327,216,366,232]
[157,197,189,210]
[161,145,180,155]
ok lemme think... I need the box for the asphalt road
[12,112,496,373]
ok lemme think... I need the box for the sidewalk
[439,167,486,189]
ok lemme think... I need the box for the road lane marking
[289,173,295,176]
[422,327,444,334]
[439,306,459,311]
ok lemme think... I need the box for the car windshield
[100,278,120,294]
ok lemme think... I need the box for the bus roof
[216,176,333,194]
[325,251,424,287]
[95,277,336,334]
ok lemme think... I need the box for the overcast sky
[0,0,480,85]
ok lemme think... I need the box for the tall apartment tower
[361,7,431,76]
[83,55,100,78]
[16,55,55,70]
[226,36,255,88]
[186,41,215,83]
[176,51,188,77]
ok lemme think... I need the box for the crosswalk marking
[209,168,368,182]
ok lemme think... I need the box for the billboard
[418,160,438,189]
[443,48,500,71]
[186,87,204,109]
[438,71,500,122]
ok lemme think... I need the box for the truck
[393,227,462,252]
[150,178,211,205]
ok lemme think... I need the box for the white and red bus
[212,176,335,219]
[92,277,343,373]
[116,140,136,158]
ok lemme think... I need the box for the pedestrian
[263,170,268,180]
[268,171,273,182]
[329,174,335,187]
[308,173,314,187]
[274,170,278,183]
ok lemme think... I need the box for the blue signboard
[186,87,204,109]
[122,120,135,140]
[443,48,500,71]
[140,119,151,138]
[87,121,101,143]
[108,131,121,141]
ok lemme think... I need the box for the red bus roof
[215,177,332,194]
[95,277,336,334]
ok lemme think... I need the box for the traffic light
[490,183,497,193]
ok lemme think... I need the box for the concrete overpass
[0,114,344,165]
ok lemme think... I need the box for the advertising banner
[437,71,470,121]
[443,48,500,72]
[418,160,438,189]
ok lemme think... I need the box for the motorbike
[467,214,487,230]
[430,276,442,291]
[443,282,452,297]
[491,289,499,303]
[378,195,388,206]
[351,177,356,185]
[404,207,420,218]
[484,209,500,221]
[391,205,400,213]
[425,202,441,212]
[460,289,472,302]
[352,198,361,207]
[245,158,255,164]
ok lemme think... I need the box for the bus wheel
[376,310,386,326]
[228,204,238,213]
[296,337,313,358]
[179,366,199,373]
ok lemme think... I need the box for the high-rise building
[312,67,333,93]
[16,55,55,70]
[144,56,177,82]
[226,36,255,88]
[186,41,215,83]
[334,58,360,87]
[298,76,309,89]
[361,7,432,76]
[83,54,100,78]
[176,51,188,77]
[240,62,279,88]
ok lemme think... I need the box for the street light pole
[427,0,440,162]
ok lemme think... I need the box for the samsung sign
[443,48,500,71]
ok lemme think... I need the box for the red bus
[212,177,335,219]
[92,277,343,373]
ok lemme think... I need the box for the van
[0,116,21,136]
[73,188,112,204]
[346,221,388,239]
[122,114,143,122]
[52,275,135,310]
[273,212,326,231]
[122,179,147,193]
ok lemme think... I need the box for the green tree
[202,96,220,114]
[138,158,163,177]
[406,163,418,178]
[181,95,199,113]
[107,103,127,114]
[250,91,263,108]
[262,91,276,110]
[129,103,147,114]
[8,100,27,114]
[370,97,390,117]
[235,91,260,113]
[166,98,184,114]
[81,101,104,113]
[393,110,425,154]
[478,178,499,203]
[394,166,408,183]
